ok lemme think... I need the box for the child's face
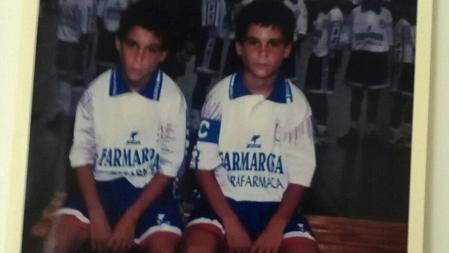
[115,26,167,88]
[236,24,291,81]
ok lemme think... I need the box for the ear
[283,43,292,59]
[235,41,244,56]
[160,50,168,62]
[115,36,121,53]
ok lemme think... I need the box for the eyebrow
[244,36,286,43]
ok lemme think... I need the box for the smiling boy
[44,2,187,253]
[182,1,318,253]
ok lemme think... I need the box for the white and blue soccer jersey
[191,72,316,202]
[311,7,344,57]
[69,67,187,188]
[346,6,393,52]
[57,0,97,42]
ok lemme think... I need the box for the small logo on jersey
[156,213,171,225]
[297,223,305,232]
[247,135,262,148]
[157,214,165,224]
[126,131,141,145]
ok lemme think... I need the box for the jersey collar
[229,71,293,103]
[109,66,163,101]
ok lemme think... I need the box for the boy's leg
[280,240,319,253]
[182,228,223,253]
[278,215,319,253]
[142,232,182,253]
[44,215,89,253]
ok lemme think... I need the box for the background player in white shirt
[338,0,394,144]
[305,0,344,144]
[182,1,318,253]
[44,2,187,253]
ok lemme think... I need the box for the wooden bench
[31,193,408,253]
[307,215,407,253]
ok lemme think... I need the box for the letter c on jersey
[198,120,210,139]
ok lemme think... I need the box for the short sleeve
[190,87,223,171]
[69,90,96,168]
[281,107,316,187]
[158,90,188,177]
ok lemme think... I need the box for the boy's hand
[108,211,137,252]
[89,208,112,253]
[250,219,284,253]
[223,216,252,253]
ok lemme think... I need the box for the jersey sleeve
[190,86,223,171]
[69,90,96,168]
[281,97,316,187]
[158,90,188,177]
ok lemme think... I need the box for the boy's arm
[251,184,305,253]
[109,87,187,251]
[253,107,316,253]
[76,166,112,252]
[191,85,252,252]
[108,172,173,251]
[196,170,253,252]
[69,90,112,252]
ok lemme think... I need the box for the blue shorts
[56,178,183,245]
[186,196,315,243]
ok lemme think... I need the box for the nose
[258,43,269,57]
[134,48,146,65]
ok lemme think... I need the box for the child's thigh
[280,238,319,253]
[45,214,89,253]
[181,227,224,253]
[141,232,181,253]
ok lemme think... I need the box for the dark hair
[235,0,296,44]
[116,0,174,50]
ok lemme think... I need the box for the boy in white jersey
[44,2,187,253]
[182,1,318,253]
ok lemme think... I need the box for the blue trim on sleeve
[197,119,221,144]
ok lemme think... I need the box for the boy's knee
[44,215,88,253]
[143,233,181,253]
[280,240,320,253]
[181,229,222,253]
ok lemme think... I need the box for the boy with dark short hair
[183,1,319,253]
[44,2,187,253]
